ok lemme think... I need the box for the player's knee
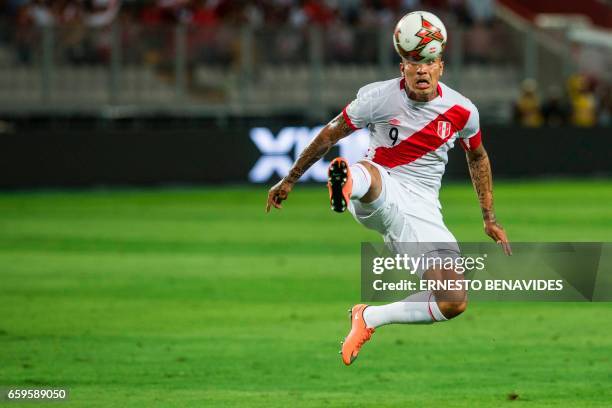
[437,299,468,319]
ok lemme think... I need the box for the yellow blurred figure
[568,75,597,127]
[513,79,543,127]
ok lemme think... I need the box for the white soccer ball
[393,11,447,62]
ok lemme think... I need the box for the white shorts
[348,161,458,245]
[349,161,460,277]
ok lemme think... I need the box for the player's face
[400,58,444,101]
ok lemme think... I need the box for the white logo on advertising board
[249,126,369,183]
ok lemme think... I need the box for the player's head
[400,57,444,102]
[393,11,446,102]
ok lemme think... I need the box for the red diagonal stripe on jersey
[373,104,471,168]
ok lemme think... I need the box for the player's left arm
[466,144,512,255]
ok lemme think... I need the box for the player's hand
[266,178,294,212]
[484,221,512,256]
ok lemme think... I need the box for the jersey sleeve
[342,94,372,130]
[458,104,482,151]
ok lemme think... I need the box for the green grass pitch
[0,180,611,407]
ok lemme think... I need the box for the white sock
[350,163,371,200]
[362,291,448,328]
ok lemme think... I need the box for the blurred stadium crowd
[3,0,502,64]
[4,0,496,27]
[1,0,610,125]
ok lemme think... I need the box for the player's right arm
[265,113,355,212]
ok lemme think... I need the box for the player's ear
[399,60,405,74]
[439,59,444,76]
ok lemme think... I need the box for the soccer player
[266,12,511,366]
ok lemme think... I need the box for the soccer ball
[393,11,447,62]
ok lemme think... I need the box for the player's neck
[406,87,438,102]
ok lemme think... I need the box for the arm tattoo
[467,149,496,223]
[285,114,354,184]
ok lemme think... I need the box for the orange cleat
[340,304,375,366]
[328,157,352,213]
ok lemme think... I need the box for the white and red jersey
[343,78,481,203]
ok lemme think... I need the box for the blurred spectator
[191,1,219,26]
[85,0,120,27]
[464,21,492,64]
[303,0,336,26]
[13,1,35,64]
[21,0,120,27]
[30,0,54,26]
[447,0,471,26]
[513,79,544,127]
[567,74,597,127]
[596,83,611,126]
[338,0,361,25]
[541,86,569,127]
[466,0,494,25]
[326,20,355,62]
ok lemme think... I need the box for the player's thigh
[348,167,405,239]
[400,202,457,243]
[388,209,462,281]
[356,160,382,203]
